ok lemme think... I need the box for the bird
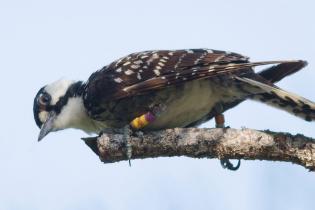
[33,49,314,169]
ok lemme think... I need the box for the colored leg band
[130,112,156,129]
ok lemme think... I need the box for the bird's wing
[84,49,294,102]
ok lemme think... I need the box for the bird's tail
[235,76,315,121]
[258,60,308,83]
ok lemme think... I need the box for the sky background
[0,0,314,209]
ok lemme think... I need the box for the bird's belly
[146,80,221,130]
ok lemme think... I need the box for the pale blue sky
[0,0,314,210]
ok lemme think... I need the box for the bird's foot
[215,113,241,171]
[220,159,241,171]
[126,103,166,166]
[98,126,133,166]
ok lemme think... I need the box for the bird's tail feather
[258,60,308,83]
[235,76,315,121]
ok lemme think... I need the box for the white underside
[146,80,245,129]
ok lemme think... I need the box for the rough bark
[82,128,315,171]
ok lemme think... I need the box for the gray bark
[82,128,315,171]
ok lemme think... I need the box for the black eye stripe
[53,81,84,114]
[45,105,54,112]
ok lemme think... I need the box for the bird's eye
[39,93,51,105]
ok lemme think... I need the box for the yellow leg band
[131,114,150,129]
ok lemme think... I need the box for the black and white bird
[33,49,314,155]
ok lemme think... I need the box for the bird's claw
[220,159,241,171]
[99,126,133,166]
[214,112,241,170]
[123,125,132,166]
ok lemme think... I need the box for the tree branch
[82,128,315,171]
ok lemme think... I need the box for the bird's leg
[98,126,133,165]
[215,113,225,128]
[125,104,166,166]
[214,103,226,129]
[97,126,133,165]
[130,104,166,130]
[99,126,133,166]
[213,104,241,171]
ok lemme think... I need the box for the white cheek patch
[39,111,49,124]
[52,97,94,132]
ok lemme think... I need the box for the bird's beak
[38,111,56,141]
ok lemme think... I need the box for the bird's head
[33,79,83,141]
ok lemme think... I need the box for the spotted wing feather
[84,49,249,101]
[122,60,293,95]
[84,49,301,109]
